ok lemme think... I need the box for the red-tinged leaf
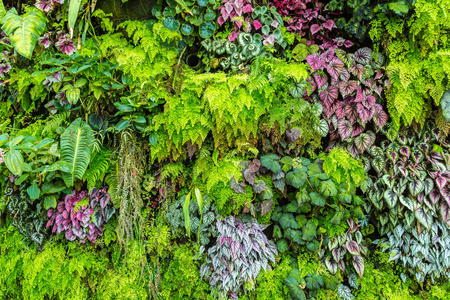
[374,85,383,97]
[314,73,328,89]
[243,168,256,185]
[346,240,360,255]
[362,95,376,108]
[374,69,383,80]
[310,24,321,35]
[332,247,341,262]
[345,103,359,123]
[331,77,339,87]
[340,68,351,82]
[354,87,364,102]
[323,104,335,119]
[335,103,346,119]
[325,257,338,274]
[320,85,339,104]
[354,47,373,65]
[373,106,388,129]
[347,143,360,156]
[354,133,374,153]
[323,19,335,31]
[351,125,365,138]
[415,207,432,230]
[388,151,398,164]
[326,58,344,79]
[353,255,365,278]
[337,120,353,140]
[338,260,346,272]
[412,150,423,165]
[349,63,365,80]
[363,79,375,90]
[417,192,425,204]
[399,146,410,158]
[339,80,358,97]
[347,218,357,232]
[321,48,336,62]
[435,176,448,191]
[248,159,261,172]
[441,201,450,223]
[441,188,450,206]
[306,53,325,71]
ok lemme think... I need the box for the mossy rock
[97,0,157,22]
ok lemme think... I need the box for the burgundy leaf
[353,255,365,278]
[362,95,376,108]
[326,58,344,79]
[345,103,359,123]
[373,105,388,129]
[351,125,365,137]
[320,85,339,104]
[314,73,328,89]
[339,80,358,98]
[337,120,353,140]
[339,68,351,82]
[321,49,336,63]
[354,47,373,65]
[306,53,325,71]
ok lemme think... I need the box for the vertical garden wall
[0,0,450,299]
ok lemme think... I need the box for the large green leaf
[442,89,450,122]
[68,0,82,31]
[0,1,6,20]
[286,169,306,189]
[2,7,46,59]
[284,276,306,300]
[4,149,24,176]
[60,118,94,187]
[261,153,281,173]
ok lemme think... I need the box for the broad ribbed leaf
[337,120,353,140]
[388,151,398,165]
[314,73,328,89]
[2,8,46,59]
[60,118,94,187]
[354,47,372,65]
[326,58,344,79]
[415,207,432,230]
[339,80,357,97]
[399,196,414,211]
[4,149,24,176]
[286,169,306,189]
[260,154,281,173]
[384,190,398,208]
[353,255,365,278]
[441,202,450,223]
[320,85,339,105]
[372,156,385,173]
[429,189,440,205]
[345,240,360,255]
[325,257,338,274]
[354,133,374,153]
[409,180,424,197]
[373,105,388,129]
[314,119,329,137]
[399,146,410,158]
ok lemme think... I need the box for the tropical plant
[166,193,218,246]
[362,121,450,236]
[2,7,47,59]
[200,216,277,299]
[376,222,450,283]
[305,47,389,155]
[46,187,115,243]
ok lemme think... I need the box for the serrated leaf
[260,154,281,173]
[286,169,306,189]
[310,192,326,207]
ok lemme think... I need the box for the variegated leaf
[399,196,414,211]
[325,256,338,275]
[345,240,360,255]
[352,255,365,278]
[415,207,432,230]
[384,190,398,209]
[409,180,424,197]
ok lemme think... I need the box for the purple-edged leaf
[353,255,365,278]
[310,24,321,35]
[412,150,423,165]
[399,146,410,158]
[441,201,450,223]
[357,103,373,125]
[418,143,429,154]
[354,87,365,102]
[351,125,365,138]
[349,63,365,80]
[374,85,383,98]
[338,260,346,272]
[362,95,376,108]
[314,73,328,89]
[374,69,383,80]
[332,247,341,262]
[340,68,351,82]
[347,218,357,233]
[345,103,359,123]
[436,176,448,191]
[388,151,398,164]
[432,127,441,140]
[320,85,339,105]
[354,47,373,65]
[345,240,360,255]
[326,58,344,79]
[373,105,388,129]
[415,207,432,230]
[323,19,335,31]
[306,53,325,71]
[337,120,353,140]
[384,189,398,208]
[347,143,360,156]
[441,189,450,206]
[339,80,358,97]
[397,134,406,145]
[354,133,374,153]
[325,256,338,274]
[429,189,441,206]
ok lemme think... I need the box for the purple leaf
[320,85,339,105]
[306,53,325,71]
[351,125,365,138]
[340,68,351,82]
[399,146,410,158]
[354,47,373,65]
[323,19,335,31]
[353,255,365,278]
[373,105,388,129]
[337,120,353,140]
[339,80,357,98]
[362,95,376,108]
[349,63,365,81]
[314,73,328,89]
[310,24,321,35]
[346,240,360,255]
[326,58,344,79]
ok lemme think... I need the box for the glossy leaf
[353,255,365,278]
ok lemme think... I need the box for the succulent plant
[362,121,450,236]
[46,187,115,243]
[166,194,218,246]
[200,216,277,299]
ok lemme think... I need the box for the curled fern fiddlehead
[220,57,230,69]
[226,42,238,54]
[238,32,252,47]
[230,52,241,65]
[213,40,226,55]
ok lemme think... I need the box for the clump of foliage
[377,222,450,283]
[167,194,218,245]
[5,180,48,248]
[200,216,277,299]
[46,187,115,243]
[363,121,450,236]
[306,47,389,155]
[370,0,450,129]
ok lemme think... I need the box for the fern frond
[83,148,111,191]
[42,112,70,137]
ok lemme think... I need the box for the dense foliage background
[0,0,450,299]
